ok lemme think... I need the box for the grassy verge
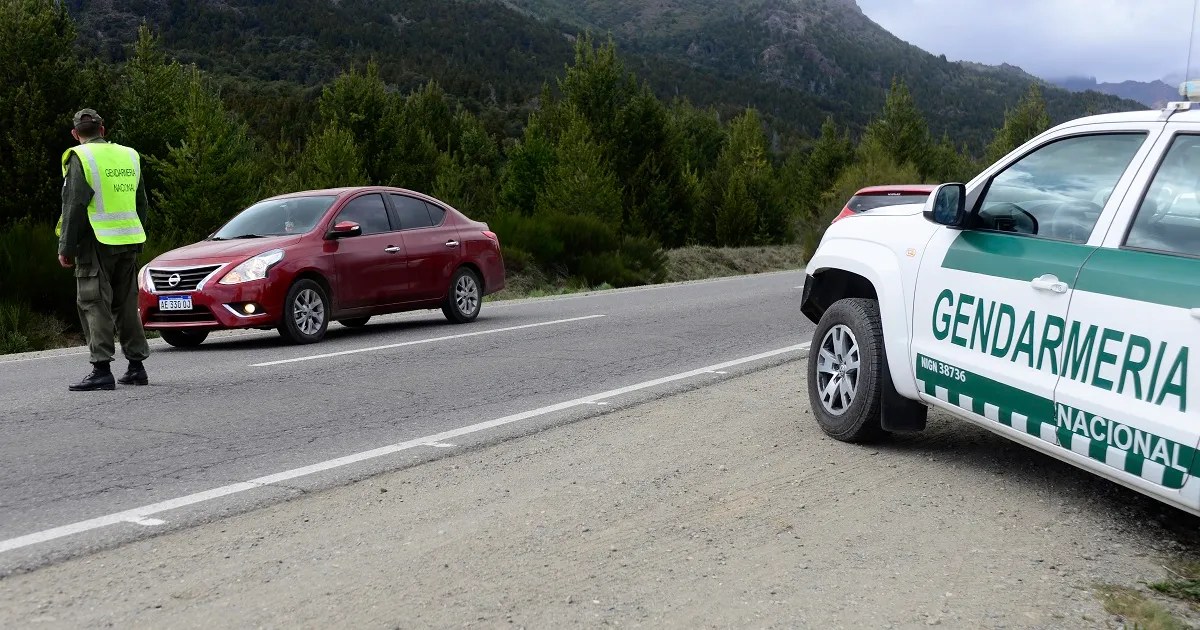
[1093,558,1200,629]
[1094,584,1187,630]
[489,244,807,301]
[0,302,79,355]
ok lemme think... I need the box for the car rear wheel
[442,267,482,324]
[338,317,371,328]
[278,279,329,344]
[160,329,209,348]
[807,298,889,443]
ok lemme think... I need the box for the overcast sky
[856,0,1197,83]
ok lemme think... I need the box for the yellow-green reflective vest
[55,142,147,246]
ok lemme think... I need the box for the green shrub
[0,219,78,322]
[499,245,534,275]
[0,302,71,354]
[616,235,668,285]
[0,219,188,331]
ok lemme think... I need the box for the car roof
[853,184,936,195]
[260,186,452,207]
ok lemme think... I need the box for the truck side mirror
[924,183,968,228]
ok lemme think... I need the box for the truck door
[910,127,1159,450]
[1055,128,1200,497]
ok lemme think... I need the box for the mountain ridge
[1050,76,1178,108]
[65,0,1145,151]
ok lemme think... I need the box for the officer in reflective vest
[57,109,152,391]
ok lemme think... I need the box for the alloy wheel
[455,274,480,316]
[816,324,861,416]
[294,288,325,336]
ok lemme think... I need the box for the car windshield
[210,196,336,240]
[847,193,929,212]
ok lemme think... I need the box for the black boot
[118,360,149,386]
[69,362,116,392]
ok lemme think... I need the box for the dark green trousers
[76,247,150,364]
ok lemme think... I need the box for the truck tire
[807,297,889,443]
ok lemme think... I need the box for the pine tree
[558,33,638,147]
[535,109,623,229]
[862,76,933,179]
[789,116,853,231]
[113,25,189,164]
[703,109,781,246]
[498,106,559,216]
[433,109,501,216]
[316,60,402,186]
[986,83,1052,163]
[297,125,368,191]
[0,0,81,226]
[149,66,260,242]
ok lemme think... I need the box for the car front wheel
[807,297,889,443]
[278,279,329,344]
[442,267,482,324]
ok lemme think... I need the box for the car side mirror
[924,183,968,228]
[329,221,362,239]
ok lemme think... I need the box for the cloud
[856,0,1197,83]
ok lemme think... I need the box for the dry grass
[488,244,807,302]
[1095,584,1186,630]
[663,245,806,283]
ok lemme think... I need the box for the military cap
[73,109,104,127]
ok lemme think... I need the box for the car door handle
[445,240,459,248]
[1030,274,1068,294]
[384,246,401,254]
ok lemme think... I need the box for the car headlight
[138,264,151,291]
[219,249,285,285]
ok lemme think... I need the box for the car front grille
[149,265,224,292]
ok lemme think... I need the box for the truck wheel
[807,298,889,443]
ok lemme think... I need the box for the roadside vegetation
[0,1,1054,355]
[1094,559,1200,629]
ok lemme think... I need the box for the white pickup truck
[800,99,1200,516]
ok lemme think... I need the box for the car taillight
[831,207,854,224]
[483,230,499,242]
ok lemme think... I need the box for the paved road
[0,271,813,574]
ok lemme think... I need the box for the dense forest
[0,0,1104,352]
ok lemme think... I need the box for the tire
[160,329,209,348]
[442,267,482,324]
[806,297,889,443]
[338,317,371,328]
[278,279,330,344]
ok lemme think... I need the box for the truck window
[973,133,1146,243]
[1125,134,1200,257]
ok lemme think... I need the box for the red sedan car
[138,187,505,347]
[831,184,936,224]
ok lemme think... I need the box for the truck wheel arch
[802,246,920,402]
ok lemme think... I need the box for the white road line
[250,315,608,367]
[0,342,809,556]
[0,350,91,364]
[123,517,166,527]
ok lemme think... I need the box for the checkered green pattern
[915,354,1192,489]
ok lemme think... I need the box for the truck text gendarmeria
[931,290,1188,412]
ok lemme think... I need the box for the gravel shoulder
[3,361,1200,629]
